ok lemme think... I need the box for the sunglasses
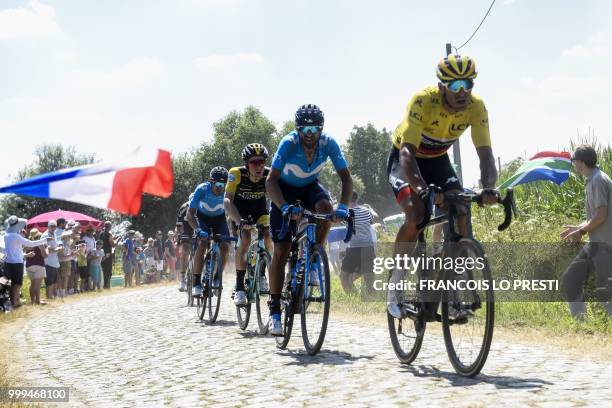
[298,125,322,134]
[248,158,265,166]
[444,79,474,93]
[214,182,226,188]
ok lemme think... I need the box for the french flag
[0,146,173,215]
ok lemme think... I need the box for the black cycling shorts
[196,212,230,238]
[341,246,376,275]
[386,147,462,203]
[270,179,331,243]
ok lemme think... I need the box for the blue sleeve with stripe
[327,136,348,171]
[271,135,292,171]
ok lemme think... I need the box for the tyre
[276,262,299,349]
[255,252,271,335]
[186,259,194,307]
[386,265,425,364]
[205,252,223,324]
[301,244,330,355]
[441,238,494,377]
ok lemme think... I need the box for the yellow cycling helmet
[436,54,478,82]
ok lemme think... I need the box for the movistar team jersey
[392,86,491,158]
[271,131,348,187]
[189,182,225,216]
[226,166,269,203]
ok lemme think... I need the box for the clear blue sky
[1,0,610,188]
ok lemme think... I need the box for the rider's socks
[193,274,201,286]
[270,294,281,315]
[236,270,246,291]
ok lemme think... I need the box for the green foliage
[498,137,611,221]
[130,106,285,237]
[344,123,395,215]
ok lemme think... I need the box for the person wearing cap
[24,228,49,305]
[560,145,612,319]
[164,231,177,281]
[3,216,52,307]
[99,221,115,289]
[41,220,63,300]
[122,230,137,287]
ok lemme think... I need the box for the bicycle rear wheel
[276,263,299,349]
[441,238,494,377]
[255,252,271,335]
[301,244,330,355]
[387,268,425,364]
[206,253,223,324]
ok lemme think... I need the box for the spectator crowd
[0,216,183,309]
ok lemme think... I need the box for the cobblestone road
[14,286,612,407]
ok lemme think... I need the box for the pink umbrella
[27,209,103,232]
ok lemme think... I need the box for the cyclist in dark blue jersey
[266,104,353,335]
[186,167,230,297]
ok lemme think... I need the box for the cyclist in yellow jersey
[386,54,499,318]
[225,143,273,306]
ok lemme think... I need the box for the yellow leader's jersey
[392,86,491,158]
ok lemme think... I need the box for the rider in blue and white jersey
[265,104,353,335]
[186,166,230,297]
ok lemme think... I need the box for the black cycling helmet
[295,104,324,127]
[209,166,229,183]
[242,143,269,162]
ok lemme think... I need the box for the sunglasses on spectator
[248,158,266,166]
[298,126,322,134]
[443,79,474,93]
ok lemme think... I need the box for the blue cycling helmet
[295,104,324,127]
[209,166,228,183]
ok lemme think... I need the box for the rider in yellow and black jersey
[386,54,499,319]
[225,143,273,306]
[391,85,491,158]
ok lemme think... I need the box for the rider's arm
[476,146,497,189]
[224,192,242,225]
[186,186,202,230]
[396,92,430,193]
[327,136,353,207]
[265,168,286,209]
[186,208,198,231]
[400,143,427,192]
[470,98,496,189]
[337,168,353,207]
[224,168,243,224]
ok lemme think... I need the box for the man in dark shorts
[99,221,115,289]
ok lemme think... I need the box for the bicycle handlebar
[416,185,517,232]
[278,203,355,243]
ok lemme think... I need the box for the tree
[130,106,284,238]
[344,123,395,216]
[0,144,112,222]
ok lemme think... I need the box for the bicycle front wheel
[301,244,331,355]
[255,252,271,335]
[276,262,298,349]
[206,253,223,324]
[441,238,494,377]
[186,259,194,307]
